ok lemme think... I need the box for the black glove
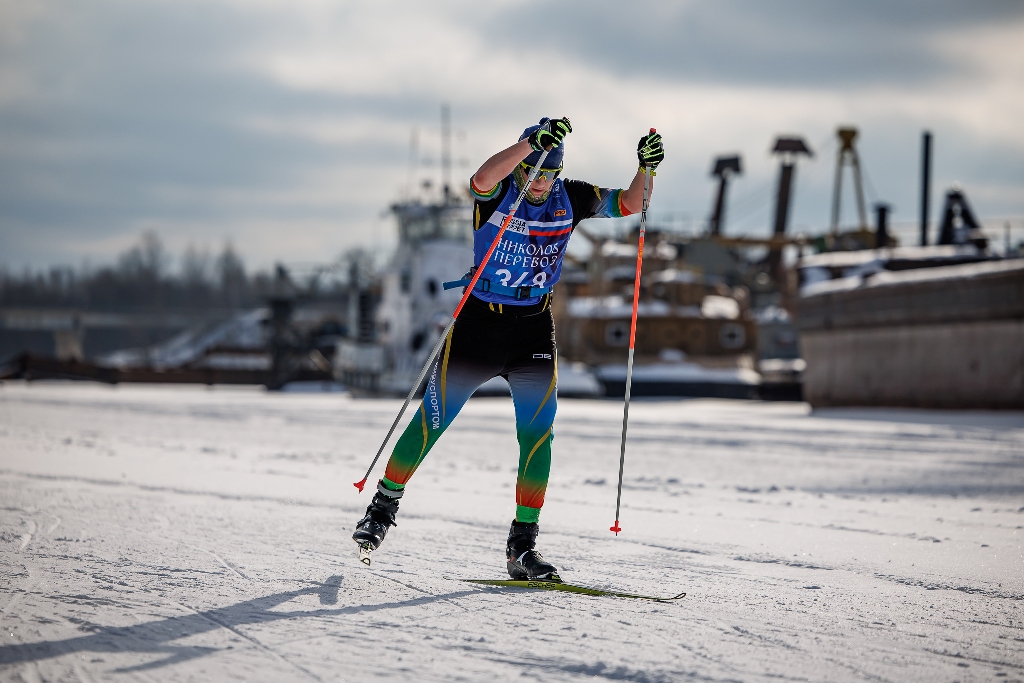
[637,131,664,172]
[528,117,572,152]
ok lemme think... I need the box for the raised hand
[637,131,664,173]
[528,117,572,152]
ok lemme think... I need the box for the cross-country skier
[354,118,665,580]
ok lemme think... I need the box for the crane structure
[829,127,868,234]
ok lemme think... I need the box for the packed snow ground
[1,382,1022,682]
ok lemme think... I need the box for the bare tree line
[1,232,272,311]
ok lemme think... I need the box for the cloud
[0,1,421,264]
[1,0,1022,271]
[488,0,1024,88]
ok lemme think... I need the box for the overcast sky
[2,0,1023,272]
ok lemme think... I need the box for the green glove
[528,117,572,152]
[637,131,664,173]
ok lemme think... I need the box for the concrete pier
[797,259,1024,408]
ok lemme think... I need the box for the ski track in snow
[18,520,36,553]
[0,382,1022,682]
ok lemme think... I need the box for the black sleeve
[472,178,511,230]
[562,179,611,228]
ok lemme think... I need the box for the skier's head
[518,118,564,201]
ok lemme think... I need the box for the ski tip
[353,478,367,492]
[609,521,621,535]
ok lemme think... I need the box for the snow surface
[1,382,1022,682]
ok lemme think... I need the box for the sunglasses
[519,162,561,182]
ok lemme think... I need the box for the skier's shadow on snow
[0,575,477,671]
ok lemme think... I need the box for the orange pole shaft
[628,232,645,350]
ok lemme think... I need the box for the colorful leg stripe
[383,403,435,486]
[382,331,491,486]
[515,424,553,510]
[510,360,558,512]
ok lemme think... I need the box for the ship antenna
[408,126,419,200]
[441,103,451,203]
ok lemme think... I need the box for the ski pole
[354,148,551,492]
[610,129,655,535]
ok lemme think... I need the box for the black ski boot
[506,521,560,581]
[352,482,402,565]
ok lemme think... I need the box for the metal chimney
[709,155,742,236]
[919,131,932,246]
[874,203,891,248]
[767,136,812,283]
[771,137,813,237]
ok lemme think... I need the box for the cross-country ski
[455,578,687,602]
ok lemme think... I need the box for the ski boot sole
[507,561,561,583]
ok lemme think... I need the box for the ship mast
[441,103,452,203]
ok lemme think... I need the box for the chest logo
[507,217,528,234]
[554,209,566,217]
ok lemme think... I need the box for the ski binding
[357,542,374,566]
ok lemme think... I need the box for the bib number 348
[494,270,548,288]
